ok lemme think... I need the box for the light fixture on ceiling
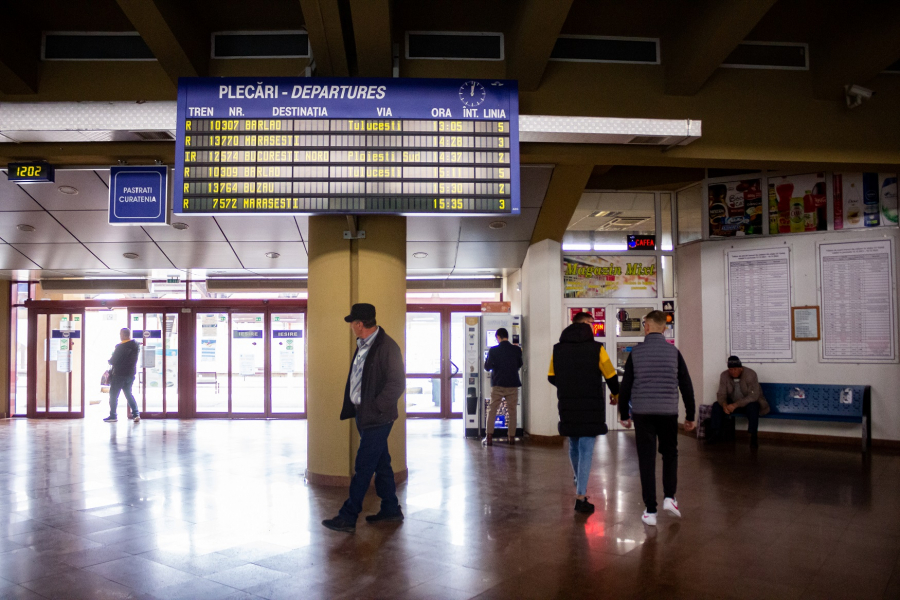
[265,252,280,259]
[57,186,78,195]
[488,221,506,230]
[171,222,189,230]
[123,252,139,259]
[412,252,428,259]
[591,210,618,218]
[16,224,35,232]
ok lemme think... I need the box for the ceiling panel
[22,170,109,211]
[459,208,539,242]
[454,242,529,269]
[83,242,174,270]
[0,181,43,211]
[0,211,78,244]
[295,217,308,242]
[406,268,455,278]
[147,213,227,242]
[0,244,41,270]
[407,217,462,242]
[95,169,110,185]
[202,269,263,277]
[12,243,107,270]
[521,165,554,208]
[155,242,243,269]
[216,216,303,242]
[50,210,154,243]
[244,268,309,277]
[231,241,309,269]
[407,242,458,269]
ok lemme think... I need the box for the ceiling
[0,165,554,280]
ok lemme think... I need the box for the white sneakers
[663,497,681,518]
[642,498,681,526]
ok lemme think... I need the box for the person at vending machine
[547,318,620,514]
[707,356,769,448]
[618,311,695,527]
[103,328,141,423]
[482,328,523,446]
[322,303,406,534]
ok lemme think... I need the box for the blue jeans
[109,375,138,418]
[568,436,596,496]
[338,420,399,524]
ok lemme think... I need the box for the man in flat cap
[323,303,406,533]
[709,355,769,447]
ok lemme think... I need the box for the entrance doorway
[405,306,481,418]
[28,309,85,418]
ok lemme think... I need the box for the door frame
[406,305,481,419]
[27,307,86,418]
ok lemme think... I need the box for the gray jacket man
[709,356,769,446]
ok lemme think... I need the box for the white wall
[680,227,900,442]
[505,269,523,314]
[521,239,564,436]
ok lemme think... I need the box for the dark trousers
[109,375,138,418]
[633,414,678,513]
[710,401,760,439]
[338,420,399,524]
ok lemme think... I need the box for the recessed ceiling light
[489,221,507,230]
[412,252,428,259]
[123,252,140,259]
[265,252,280,259]
[16,224,35,232]
[171,222,189,230]
[58,186,79,195]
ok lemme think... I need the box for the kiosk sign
[109,166,168,225]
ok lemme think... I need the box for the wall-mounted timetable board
[174,77,519,216]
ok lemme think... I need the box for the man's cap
[344,303,376,323]
[727,355,742,368]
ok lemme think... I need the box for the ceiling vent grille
[212,32,309,58]
[722,42,808,70]
[206,279,307,291]
[43,33,155,61]
[131,130,174,141]
[550,36,659,64]
[598,217,650,230]
[406,32,504,60]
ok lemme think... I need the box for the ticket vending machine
[463,314,524,439]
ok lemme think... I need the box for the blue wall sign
[273,330,303,338]
[233,330,263,339]
[109,166,168,225]
[132,330,162,339]
[51,330,82,339]
[175,77,520,216]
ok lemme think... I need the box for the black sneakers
[103,416,117,422]
[321,516,356,533]
[365,509,404,523]
[574,497,595,514]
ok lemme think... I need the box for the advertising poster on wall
[767,173,827,234]
[833,172,898,229]
[708,178,763,237]
[564,256,657,298]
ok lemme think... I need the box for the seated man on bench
[708,356,769,447]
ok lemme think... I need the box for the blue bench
[758,383,871,453]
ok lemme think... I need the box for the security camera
[845,84,874,109]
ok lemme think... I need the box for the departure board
[174,77,519,216]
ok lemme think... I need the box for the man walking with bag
[322,303,406,533]
[104,328,141,422]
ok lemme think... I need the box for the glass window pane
[232,313,265,413]
[141,313,165,413]
[661,193,673,251]
[165,314,179,413]
[271,313,305,413]
[85,308,128,415]
[564,192,656,251]
[661,255,675,298]
[13,306,28,415]
[196,313,228,413]
[616,306,654,338]
[42,314,82,413]
[677,184,703,244]
[406,377,440,413]
[450,312,480,415]
[405,313,441,374]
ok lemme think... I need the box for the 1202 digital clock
[7,162,55,183]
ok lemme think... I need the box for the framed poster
[708,178,763,237]
[833,172,898,229]
[767,173,827,234]
[791,306,820,341]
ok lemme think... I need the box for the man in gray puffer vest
[619,310,695,527]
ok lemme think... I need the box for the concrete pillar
[521,238,564,438]
[306,215,407,485]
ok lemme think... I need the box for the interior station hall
[0,1,899,599]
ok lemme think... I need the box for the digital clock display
[174,77,519,216]
[7,162,54,183]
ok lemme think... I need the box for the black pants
[633,414,678,513]
[109,375,138,418]
[710,401,760,439]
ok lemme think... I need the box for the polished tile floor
[0,417,898,600]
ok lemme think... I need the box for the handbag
[100,370,111,386]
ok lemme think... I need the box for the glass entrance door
[270,313,305,415]
[128,311,179,416]
[30,310,85,418]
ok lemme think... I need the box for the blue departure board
[174,77,519,216]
